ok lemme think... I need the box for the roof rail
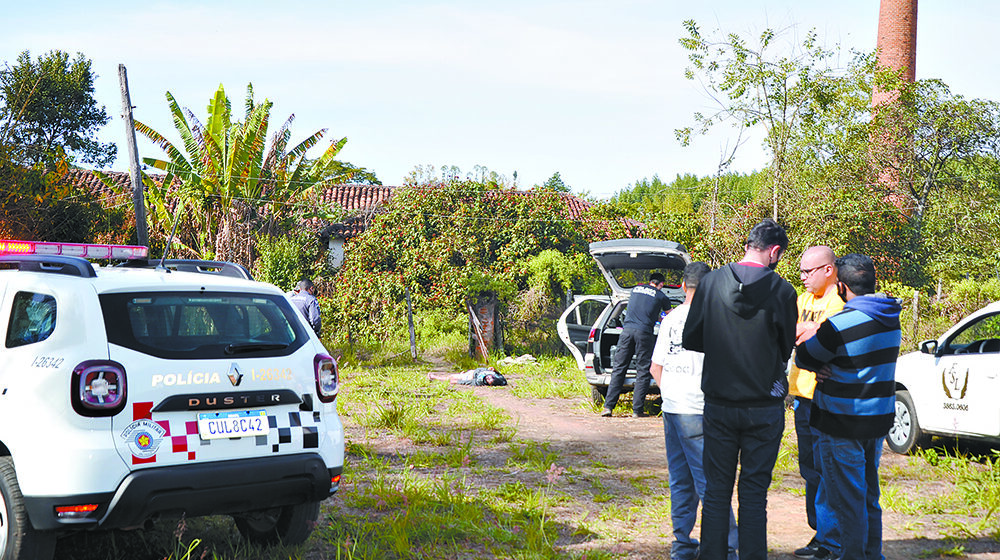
[0,255,97,278]
[119,259,253,280]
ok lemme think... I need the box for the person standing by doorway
[289,278,322,336]
[601,272,672,418]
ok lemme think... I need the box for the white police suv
[0,240,343,559]
[889,301,1000,454]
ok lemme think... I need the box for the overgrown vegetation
[327,166,615,354]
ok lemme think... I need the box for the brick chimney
[876,0,918,81]
[872,0,918,211]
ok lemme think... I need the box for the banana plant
[133,83,348,264]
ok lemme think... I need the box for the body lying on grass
[429,367,508,386]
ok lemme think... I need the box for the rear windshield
[610,268,684,289]
[100,291,307,359]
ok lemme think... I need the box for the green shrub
[253,231,321,292]
[415,309,467,351]
[900,278,1000,351]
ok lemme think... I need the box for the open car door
[557,296,610,369]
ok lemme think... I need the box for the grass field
[57,353,1000,559]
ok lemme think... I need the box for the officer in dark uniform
[601,272,671,417]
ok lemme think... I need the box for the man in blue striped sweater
[794,253,901,560]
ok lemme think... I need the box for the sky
[2,1,997,199]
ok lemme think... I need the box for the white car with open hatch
[556,239,690,405]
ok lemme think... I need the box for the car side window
[570,300,607,327]
[6,292,57,348]
[944,313,1000,354]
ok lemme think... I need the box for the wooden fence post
[405,287,417,360]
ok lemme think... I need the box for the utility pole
[119,64,149,248]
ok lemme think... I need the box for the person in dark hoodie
[794,253,901,560]
[682,218,797,560]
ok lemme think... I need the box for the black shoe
[794,538,820,558]
[811,547,839,560]
[632,411,648,418]
[600,408,613,417]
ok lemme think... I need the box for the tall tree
[676,22,841,219]
[538,171,570,192]
[870,79,1000,222]
[0,50,116,168]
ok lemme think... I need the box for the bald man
[789,246,843,559]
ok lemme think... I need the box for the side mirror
[919,340,938,355]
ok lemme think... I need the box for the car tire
[590,385,608,407]
[233,501,321,546]
[0,456,56,560]
[887,390,930,455]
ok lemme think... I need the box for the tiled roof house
[59,170,639,267]
[315,184,615,239]
[313,184,639,267]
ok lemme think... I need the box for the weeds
[509,440,559,472]
[507,356,591,400]
[771,408,798,485]
[918,544,967,558]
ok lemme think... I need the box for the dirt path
[472,384,1000,560]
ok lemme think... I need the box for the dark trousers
[794,397,820,530]
[701,402,784,560]
[603,328,654,414]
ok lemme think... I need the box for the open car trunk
[588,240,691,381]
[557,239,693,404]
[589,239,690,302]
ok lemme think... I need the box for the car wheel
[887,390,930,455]
[0,456,55,560]
[233,501,321,546]
[591,385,608,407]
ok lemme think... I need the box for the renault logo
[228,363,244,387]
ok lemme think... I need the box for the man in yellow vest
[789,246,843,559]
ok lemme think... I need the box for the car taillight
[55,504,100,520]
[314,354,339,403]
[588,328,596,343]
[71,360,127,417]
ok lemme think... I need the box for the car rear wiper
[224,342,289,355]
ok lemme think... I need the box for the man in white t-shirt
[651,262,738,560]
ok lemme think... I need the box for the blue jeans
[817,433,885,560]
[797,399,839,552]
[663,413,739,560]
[701,402,784,560]
[604,328,654,414]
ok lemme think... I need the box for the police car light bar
[0,240,148,260]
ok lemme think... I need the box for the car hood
[589,239,690,300]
